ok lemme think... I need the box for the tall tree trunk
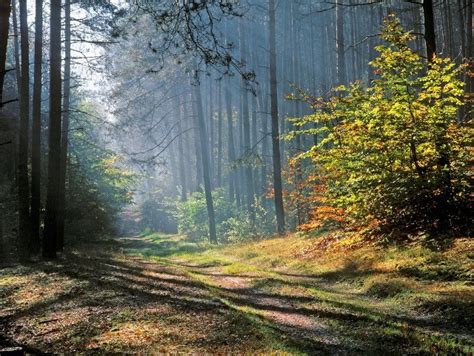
[251,91,258,191]
[422,0,437,61]
[30,0,43,255]
[190,84,203,192]
[237,93,244,207]
[18,0,30,260]
[57,0,71,252]
[182,93,193,192]
[225,75,236,202]
[260,87,269,200]
[239,20,255,220]
[193,74,217,244]
[336,0,346,84]
[0,0,10,107]
[43,0,62,259]
[217,79,223,187]
[11,0,20,96]
[466,0,473,121]
[208,76,214,186]
[176,96,187,201]
[269,0,285,234]
[291,1,303,226]
[421,0,451,228]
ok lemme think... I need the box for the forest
[0,0,472,354]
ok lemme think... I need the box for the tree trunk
[260,87,269,200]
[182,93,193,192]
[291,1,303,226]
[190,85,203,192]
[422,0,437,61]
[193,74,217,244]
[43,0,62,259]
[208,76,214,187]
[217,79,223,187]
[56,0,71,252]
[239,20,255,220]
[0,0,10,107]
[269,0,285,235]
[336,0,346,84]
[18,0,31,260]
[465,0,472,121]
[177,96,187,201]
[11,0,20,93]
[30,0,43,255]
[225,75,236,202]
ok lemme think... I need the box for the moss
[364,278,411,298]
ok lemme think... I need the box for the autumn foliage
[288,16,472,234]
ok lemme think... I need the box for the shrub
[140,199,177,234]
[289,15,472,233]
[175,189,275,242]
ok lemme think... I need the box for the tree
[269,0,285,234]
[335,0,346,84]
[30,0,43,254]
[0,0,10,107]
[193,73,217,244]
[43,0,62,259]
[422,0,436,61]
[291,15,470,232]
[18,0,31,260]
[176,97,188,202]
[57,0,71,251]
[239,19,255,221]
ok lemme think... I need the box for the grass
[1,231,472,354]
[133,231,473,354]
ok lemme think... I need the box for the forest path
[0,235,343,354]
[1,234,472,354]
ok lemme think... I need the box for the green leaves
[290,15,472,232]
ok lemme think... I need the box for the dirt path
[0,238,344,354]
[1,236,473,354]
[182,265,340,347]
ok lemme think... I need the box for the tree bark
[225,75,236,202]
[191,85,203,192]
[18,0,31,260]
[217,79,223,187]
[0,0,11,107]
[269,0,285,234]
[466,0,472,121]
[43,0,62,259]
[177,96,187,201]
[193,74,217,244]
[239,19,255,220]
[30,0,43,254]
[11,0,20,93]
[336,0,346,84]
[422,0,437,62]
[56,0,71,252]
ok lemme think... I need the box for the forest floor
[0,232,473,354]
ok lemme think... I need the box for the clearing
[1,233,473,354]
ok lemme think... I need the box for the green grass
[124,232,473,354]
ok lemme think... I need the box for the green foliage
[140,199,177,233]
[66,104,136,240]
[290,15,472,232]
[176,188,234,241]
[175,188,274,242]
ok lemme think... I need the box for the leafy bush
[289,15,472,233]
[175,189,234,241]
[140,199,177,234]
[66,107,136,240]
[175,188,274,242]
